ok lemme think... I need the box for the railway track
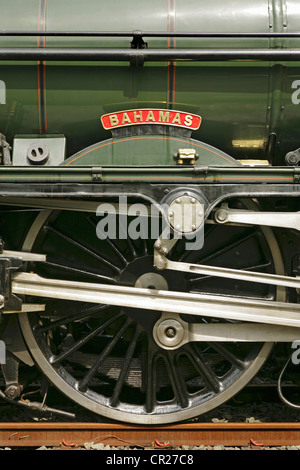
[1,421,300,449]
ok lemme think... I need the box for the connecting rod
[214,207,300,232]
[11,272,300,329]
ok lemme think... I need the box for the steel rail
[1,47,300,62]
[1,422,300,448]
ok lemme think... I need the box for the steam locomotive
[1,0,300,424]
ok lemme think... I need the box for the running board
[11,272,300,330]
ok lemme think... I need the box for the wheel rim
[18,200,285,424]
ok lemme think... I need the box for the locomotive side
[0,0,300,424]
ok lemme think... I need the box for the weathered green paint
[1,0,300,164]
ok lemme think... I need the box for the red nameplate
[101,109,202,131]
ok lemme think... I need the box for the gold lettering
[159,111,170,123]
[145,110,155,122]
[122,112,131,125]
[184,114,193,127]
[134,111,143,122]
[109,114,119,127]
[172,112,181,125]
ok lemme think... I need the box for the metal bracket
[285,148,300,166]
[1,315,34,366]
[0,257,23,313]
[0,248,46,314]
[1,351,22,399]
[153,190,206,269]
[174,148,199,165]
[91,166,103,182]
[193,165,209,175]
[0,134,12,165]
[154,231,178,270]
[294,172,300,184]
[130,30,147,66]
[130,30,148,49]
[12,134,66,166]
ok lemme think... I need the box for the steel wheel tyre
[18,201,285,424]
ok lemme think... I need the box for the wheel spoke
[207,342,246,369]
[187,228,259,265]
[145,343,158,413]
[49,312,124,364]
[78,318,132,391]
[45,225,121,274]
[184,343,222,393]
[84,214,128,266]
[119,217,137,259]
[164,351,190,409]
[110,323,142,407]
[41,260,117,284]
[34,304,111,333]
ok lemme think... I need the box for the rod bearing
[153,316,187,349]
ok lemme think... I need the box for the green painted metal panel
[0,0,300,164]
[63,135,239,166]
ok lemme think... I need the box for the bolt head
[155,257,167,270]
[5,385,21,400]
[165,327,176,338]
[216,209,227,223]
